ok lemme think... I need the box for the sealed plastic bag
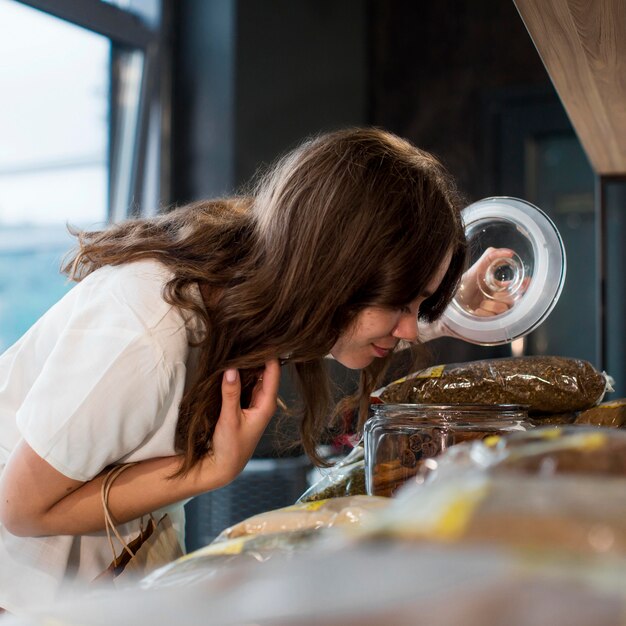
[140,528,321,589]
[360,469,626,557]
[575,399,626,428]
[373,356,611,414]
[215,494,388,542]
[142,495,388,589]
[298,444,366,502]
[354,427,626,558]
[11,543,626,625]
[486,426,626,476]
[424,426,626,483]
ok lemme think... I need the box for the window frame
[16,0,171,221]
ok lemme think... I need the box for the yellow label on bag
[183,537,246,560]
[571,432,607,451]
[433,485,488,541]
[390,365,445,386]
[297,500,329,511]
[536,428,564,440]
[537,431,607,450]
[599,401,626,409]
[283,499,329,512]
[416,365,445,378]
[482,435,501,447]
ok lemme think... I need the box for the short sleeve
[16,323,179,482]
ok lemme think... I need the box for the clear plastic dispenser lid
[440,197,566,345]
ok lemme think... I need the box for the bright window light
[0,0,110,350]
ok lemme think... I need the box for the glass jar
[364,403,530,497]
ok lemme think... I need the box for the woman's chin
[333,355,375,370]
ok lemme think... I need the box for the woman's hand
[207,359,281,485]
[456,247,528,316]
[418,248,531,343]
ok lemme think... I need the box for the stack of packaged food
[365,355,619,496]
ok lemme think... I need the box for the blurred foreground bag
[356,428,626,556]
[215,494,388,542]
[373,356,611,415]
[141,495,389,589]
[358,459,626,554]
[93,464,184,588]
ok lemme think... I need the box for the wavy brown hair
[64,128,466,473]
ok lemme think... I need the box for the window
[0,0,166,350]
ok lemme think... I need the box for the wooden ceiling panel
[513,0,626,175]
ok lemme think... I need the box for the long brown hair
[64,128,466,472]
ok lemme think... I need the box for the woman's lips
[372,344,393,357]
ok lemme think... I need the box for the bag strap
[100,463,140,562]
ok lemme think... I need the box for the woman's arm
[0,444,213,536]
[0,360,280,537]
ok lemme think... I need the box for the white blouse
[0,259,201,612]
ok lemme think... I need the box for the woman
[0,128,466,611]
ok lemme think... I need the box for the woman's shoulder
[78,259,191,341]
[90,258,173,287]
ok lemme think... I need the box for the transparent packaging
[372,356,611,415]
[364,404,530,497]
[483,425,626,477]
[141,495,389,590]
[358,428,626,559]
[297,444,366,502]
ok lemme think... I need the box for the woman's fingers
[474,299,510,316]
[474,247,515,274]
[218,360,280,434]
[220,368,241,424]
[486,247,514,261]
[481,299,510,314]
[248,359,281,415]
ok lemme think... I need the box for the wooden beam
[513,0,626,175]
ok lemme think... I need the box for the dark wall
[369,0,550,200]
[234,0,367,185]
[172,0,368,203]
[171,0,237,203]
[605,180,626,396]
[172,1,552,204]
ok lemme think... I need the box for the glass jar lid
[440,197,566,345]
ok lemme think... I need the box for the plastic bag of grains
[142,495,388,590]
[358,468,626,558]
[355,428,626,560]
[481,426,626,477]
[297,444,366,503]
[372,356,612,415]
[428,427,626,482]
[140,528,322,589]
[574,399,626,428]
[214,494,388,542]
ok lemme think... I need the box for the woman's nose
[392,312,419,343]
